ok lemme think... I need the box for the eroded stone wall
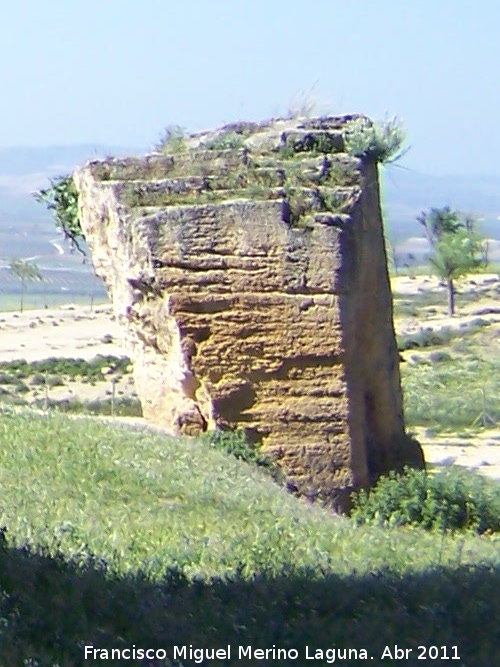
[74,115,423,508]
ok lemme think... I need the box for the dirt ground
[0,304,134,405]
[0,304,125,363]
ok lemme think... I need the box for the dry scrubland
[394,273,500,481]
[0,273,499,664]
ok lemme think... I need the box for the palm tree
[9,259,43,313]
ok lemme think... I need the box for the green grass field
[0,410,499,665]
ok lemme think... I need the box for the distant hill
[0,144,144,178]
[381,169,500,239]
[0,145,144,259]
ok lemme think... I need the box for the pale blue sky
[1,0,498,175]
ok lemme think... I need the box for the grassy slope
[0,411,499,665]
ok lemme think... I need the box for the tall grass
[402,352,500,431]
[3,410,494,578]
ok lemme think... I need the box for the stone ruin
[74,115,424,509]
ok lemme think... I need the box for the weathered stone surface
[74,115,424,509]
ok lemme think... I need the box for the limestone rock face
[74,115,424,508]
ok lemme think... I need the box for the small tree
[418,207,483,315]
[9,259,43,313]
[480,238,490,267]
[385,230,407,276]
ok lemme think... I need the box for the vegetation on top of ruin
[154,124,187,154]
[115,150,363,228]
[202,130,249,151]
[343,115,408,164]
[35,115,405,243]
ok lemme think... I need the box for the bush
[0,373,18,385]
[207,430,274,469]
[0,356,131,381]
[428,351,452,363]
[397,328,453,351]
[46,374,64,387]
[34,175,84,255]
[350,466,500,534]
[42,396,143,417]
[85,397,142,417]
[30,373,46,386]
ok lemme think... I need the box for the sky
[0,0,499,175]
